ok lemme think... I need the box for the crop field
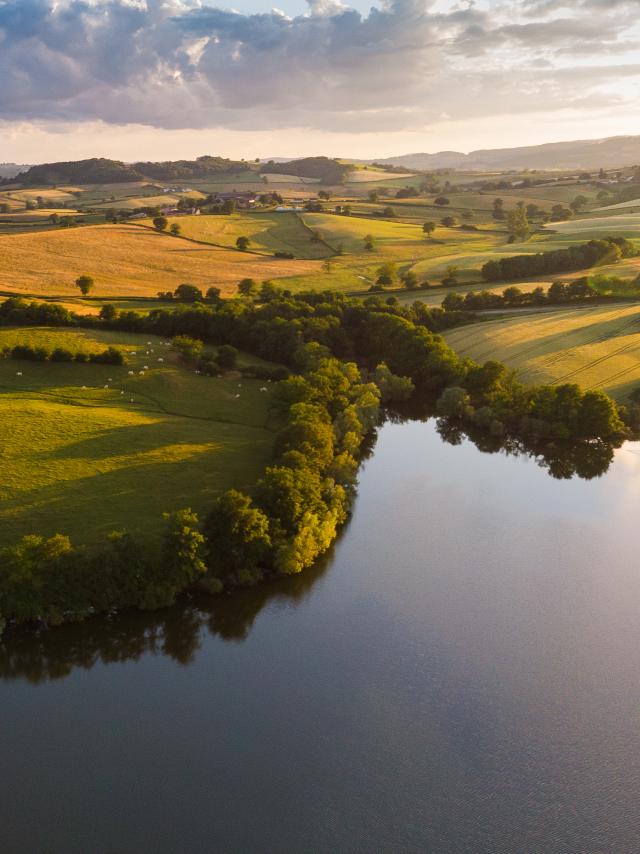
[595,198,640,212]
[143,212,333,259]
[260,173,320,184]
[545,214,640,237]
[6,188,78,205]
[0,327,278,548]
[93,191,207,210]
[0,224,322,297]
[444,304,640,399]
[345,169,416,183]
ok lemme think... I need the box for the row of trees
[0,289,631,633]
[3,343,123,364]
[482,237,636,282]
[442,278,605,311]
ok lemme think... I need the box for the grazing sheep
[235,393,240,398]
[16,371,22,376]
[143,365,149,370]
[139,370,145,375]
[128,370,134,375]
[158,358,164,362]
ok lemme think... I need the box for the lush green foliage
[482,237,636,282]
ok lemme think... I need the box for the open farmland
[143,212,333,259]
[0,224,322,297]
[0,327,278,547]
[545,214,640,237]
[444,304,640,399]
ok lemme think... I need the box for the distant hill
[373,136,640,172]
[0,163,29,179]
[5,156,252,186]
[261,157,352,184]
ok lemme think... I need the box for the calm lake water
[2,420,640,853]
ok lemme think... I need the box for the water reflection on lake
[2,419,640,853]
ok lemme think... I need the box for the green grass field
[143,212,334,259]
[444,304,640,400]
[0,327,279,548]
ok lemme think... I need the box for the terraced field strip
[444,305,640,398]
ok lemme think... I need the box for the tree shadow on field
[2,423,274,547]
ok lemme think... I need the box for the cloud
[0,0,638,134]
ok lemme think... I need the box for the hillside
[260,157,352,184]
[375,135,640,172]
[6,155,252,186]
[0,163,28,179]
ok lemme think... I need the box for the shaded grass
[142,212,333,259]
[0,328,279,547]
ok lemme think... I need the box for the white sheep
[143,365,149,370]
[235,393,240,398]
[158,357,164,362]
[103,384,109,389]
[16,371,22,376]
[139,370,145,375]
[128,370,134,375]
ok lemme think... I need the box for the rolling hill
[374,135,640,172]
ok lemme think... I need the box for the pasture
[444,304,640,399]
[0,224,322,297]
[0,327,278,547]
[144,212,334,259]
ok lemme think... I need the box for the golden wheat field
[445,304,640,399]
[0,224,322,297]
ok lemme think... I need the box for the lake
[2,419,640,852]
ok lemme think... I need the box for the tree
[367,190,379,202]
[507,205,530,241]
[169,222,181,236]
[382,206,395,217]
[204,490,272,583]
[174,283,203,302]
[440,216,459,228]
[376,262,397,287]
[206,286,222,304]
[238,277,258,298]
[99,304,117,321]
[236,235,250,251]
[423,221,436,239]
[364,235,374,252]
[570,195,589,213]
[75,275,94,296]
[492,198,505,220]
[401,271,419,289]
[216,344,238,369]
[434,196,450,206]
[153,216,168,231]
[441,265,458,287]
[221,199,236,214]
[172,335,203,362]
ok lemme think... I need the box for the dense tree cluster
[0,288,631,635]
[442,278,610,311]
[2,343,124,365]
[482,237,636,282]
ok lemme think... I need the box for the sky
[1,0,640,163]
